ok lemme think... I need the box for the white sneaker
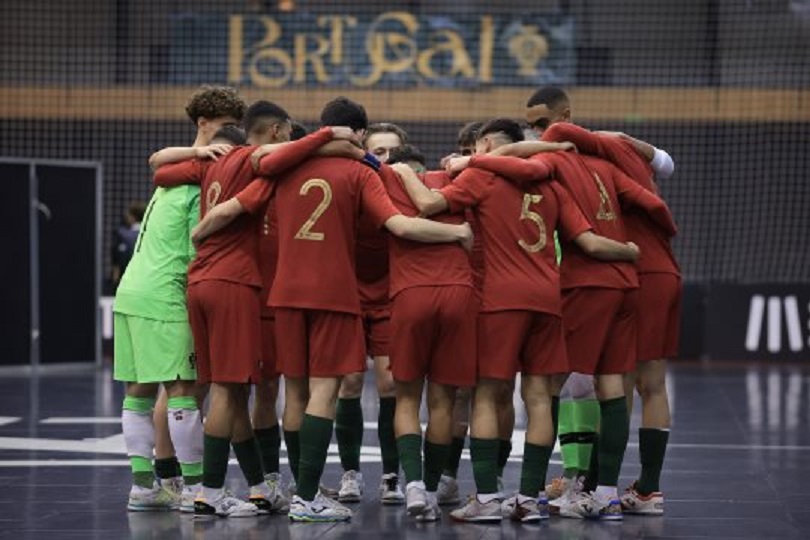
[406,481,428,516]
[127,483,177,512]
[502,494,550,522]
[416,492,441,522]
[338,470,364,503]
[194,489,259,518]
[620,483,664,516]
[160,476,184,500]
[549,475,584,514]
[379,473,405,505]
[449,495,503,523]
[289,493,352,522]
[249,473,291,514]
[180,484,199,513]
[559,492,622,521]
[436,475,460,506]
[497,476,505,494]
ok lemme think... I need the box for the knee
[340,372,364,398]
[636,373,667,401]
[376,372,396,397]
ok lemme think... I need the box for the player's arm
[574,232,639,262]
[184,189,201,262]
[488,140,575,158]
[253,126,359,176]
[190,198,245,245]
[594,131,675,180]
[446,154,555,183]
[148,144,232,171]
[152,159,207,188]
[391,162,449,217]
[614,170,678,236]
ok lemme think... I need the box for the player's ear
[561,106,572,122]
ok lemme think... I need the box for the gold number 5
[295,179,332,241]
[518,193,546,253]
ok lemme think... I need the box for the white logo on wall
[745,295,808,353]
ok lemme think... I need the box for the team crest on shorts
[188,352,196,369]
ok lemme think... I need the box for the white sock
[122,408,155,460]
[594,485,618,503]
[406,480,426,491]
[167,402,203,468]
[477,492,501,503]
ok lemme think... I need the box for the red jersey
[440,166,590,316]
[239,156,399,314]
[258,197,279,318]
[355,214,390,310]
[378,165,471,298]
[544,123,680,276]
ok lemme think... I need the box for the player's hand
[445,156,471,176]
[190,223,206,246]
[458,222,474,253]
[626,241,640,262]
[330,126,359,143]
[390,162,413,177]
[250,144,278,170]
[195,144,232,161]
[439,153,461,169]
[558,141,577,153]
[596,130,628,140]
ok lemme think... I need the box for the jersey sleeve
[360,169,401,229]
[469,154,554,184]
[255,128,333,177]
[236,178,275,216]
[438,169,491,213]
[153,159,207,188]
[613,168,678,236]
[423,170,453,189]
[543,122,601,155]
[551,182,592,241]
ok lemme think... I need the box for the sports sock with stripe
[122,396,157,488]
[167,395,203,485]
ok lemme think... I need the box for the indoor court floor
[1,361,809,539]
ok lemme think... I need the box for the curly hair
[185,85,247,124]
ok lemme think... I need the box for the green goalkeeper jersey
[114,185,200,322]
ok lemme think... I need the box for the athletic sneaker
[416,492,441,522]
[319,484,340,500]
[502,495,550,522]
[127,483,177,512]
[549,475,584,515]
[559,492,622,520]
[194,490,259,518]
[406,481,428,516]
[180,484,200,513]
[545,476,570,500]
[437,475,460,505]
[497,476,505,494]
[379,473,405,505]
[288,494,352,522]
[160,476,184,500]
[338,470,364,502]
[620,483,664,516]
[249,473,290,514]
[449,495,503,523]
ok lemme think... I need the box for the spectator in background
[111,202,146,289]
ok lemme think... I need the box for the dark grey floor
[1,361,809,539]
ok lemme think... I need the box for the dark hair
[320,96,368,131]
[364,122,409,147]
[457,121,484,148]
[477,118,525,143]
[244,100,291,136]
[127,201,147,222]
[526,86,569,109]
[387,144,426,167]
[185,85,246,124]
[211,125,247,146]
[290,121,307,141]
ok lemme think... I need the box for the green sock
[396,433,423,484]
[558,399,577,476]
[202,434,231,489]
[232,437,264,487]
[497,439,512,476]
[637,428,669,495]
[378,397,399,474]
[573,399,600,474]
[597,397,629,487]
[444,437,465,477]
[154,456,180,480]
[283,429,300,481]
[424,440,451,492]
[255,425,281,475]
[297,414,334,501]
[470,437,499,494]
[130,456,155,488]
[335,397,363,472]
[519,443,554,498]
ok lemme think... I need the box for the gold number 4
[295,178,333,241]
[518,193,546,253]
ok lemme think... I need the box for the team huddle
[113,84,679,524]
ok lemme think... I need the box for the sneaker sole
[622,508,663,516]
[381,497,405,505]
[450,515,503,523]
[338,494,362,503]
[289,513,351,523]
[127,504,175,512]
[407,502,427,516]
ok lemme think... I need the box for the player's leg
[438,388,470,506]
[496,381,515,491]
[164,379,203,513]
[153,390,181,495]
[252,376,289,513]
[230,393,271,513]
[335,371,365,502]
[394,378,427,514]
[421,381,457,520]
[372,353,404,504]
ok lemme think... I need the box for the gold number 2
[518,193,546,253]
[294,179,332,241]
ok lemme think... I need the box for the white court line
[0,417,20,427]
[40,417,121,425]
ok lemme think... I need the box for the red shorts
[187,280,261,385]
[274,308,366,378]
[260,316,279,380]
[562,287,638,375]
[637,273,681,362]
[478,310,567,380]
[389,286,477,387]
[362,306,391,357]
